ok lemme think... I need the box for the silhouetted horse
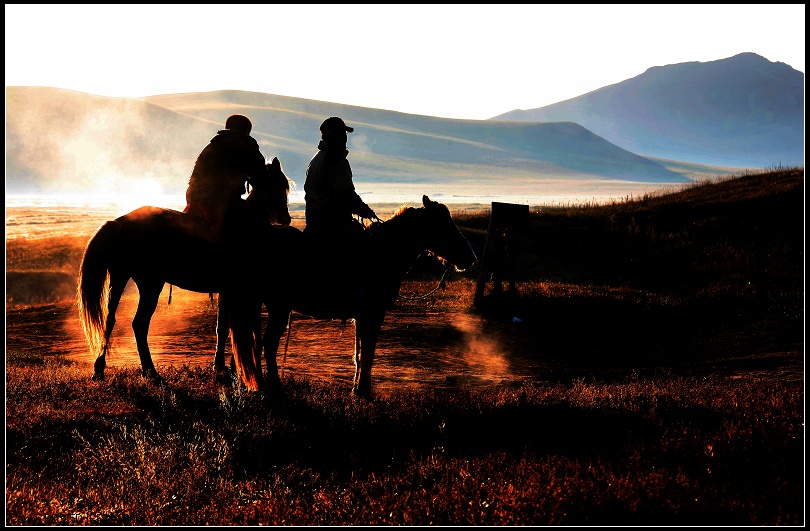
[78,157,291,384]
[227,195,478,397]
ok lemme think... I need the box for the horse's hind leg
[228,294,265,392]
[92,272,128,381]
[131,279,165,384]
[213,293,230,371]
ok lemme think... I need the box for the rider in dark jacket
[186,115,269,372]
[303,117,379,294]
[304,116,379,239]
[185,114,267,240]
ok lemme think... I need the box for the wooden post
[473,202,529,307]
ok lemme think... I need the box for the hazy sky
[5,4,805,120]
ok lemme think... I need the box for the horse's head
[419,195,478,271]
[247,157,292,226]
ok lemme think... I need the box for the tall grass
[5,364,803,525]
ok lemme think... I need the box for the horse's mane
[366,200,455,245]
[247,178,290,201]
[278,173,292,194]
[374,204,417,230]
[367,205,433,245]
[249,160,291,195]
[390,200,451,220]
[392,203,414,218]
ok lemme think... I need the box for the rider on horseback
[304,117,380,243]
[184,114,267,241]
[304,117,380,295]
[184,114,276,374]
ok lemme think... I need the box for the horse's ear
[272,157,280,168]
[422,195,433,207]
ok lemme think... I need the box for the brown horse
[77,157,291,385]
[227,195,478,397]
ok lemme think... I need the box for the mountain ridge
[490,53,804,167]
[10,53,791,197]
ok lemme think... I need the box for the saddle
[302,221,373,300]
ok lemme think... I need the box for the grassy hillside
[457,166,803,302]
[8,86,745,197]
[146,90,687,182]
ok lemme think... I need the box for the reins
[397,256,454,301]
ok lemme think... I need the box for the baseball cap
[225,114,252,134]
[320,116,354,134]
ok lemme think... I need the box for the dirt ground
[5,276,803,396]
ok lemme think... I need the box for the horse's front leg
[262,305,290,393]
[131,279,166,385]
[352,314,384,399]
[92,272,128,381]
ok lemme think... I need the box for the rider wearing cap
[185,114,268,238]
[304,116,379,240]
[304,117,379,295]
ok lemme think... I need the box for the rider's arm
[242,135,268,180]
[337,188,378,220]
[331,158,378,220]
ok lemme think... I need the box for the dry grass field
[5,167,805,524]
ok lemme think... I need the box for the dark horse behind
[77,157,291,386]
[227,195,478,397]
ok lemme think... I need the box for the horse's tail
[77,221,118,355]
[228,293,264,392]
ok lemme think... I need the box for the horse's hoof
[262,383,283,401]
[351,386,372,400]
[265,373,282,388]
[213,366,235,385]
[143,370,167,388]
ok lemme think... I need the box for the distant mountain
[491,53,804,168]
[8,85,739,197]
